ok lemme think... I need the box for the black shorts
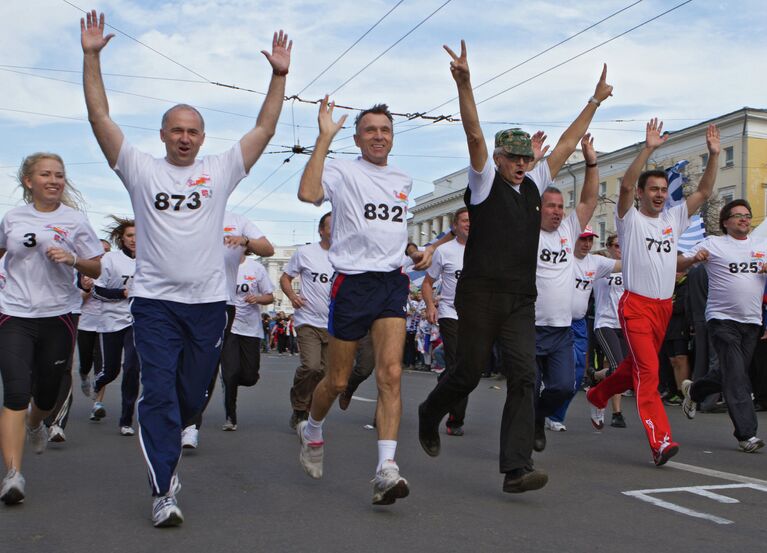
[328,269,409,341]
[663,338,690,358]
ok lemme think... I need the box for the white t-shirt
[426,239,465,320]
[321,157,411,274]
[571,253,615,321]
[113,142,247,304]
[468,157,551,205]
[684,234,767,324]
[617,203,689,300]
[231,257,274,338]
[0,203,103,317]
[93,249,135,333]
[593,271,624,330]
[535,211,582,327]
[0,256,6,293]
[283,241,333,329]
[223,211,265,305]
[78,292,101,332]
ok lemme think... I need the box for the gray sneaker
[27,422,48,454]
[48,424,66,442]
[297,420,323,479]
[152,494,183,527]
[372,460,410,505]
[681,379,696,419]
[0,469,25,505]
[738,437,765,453]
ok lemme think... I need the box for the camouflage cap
[494,128,533,158]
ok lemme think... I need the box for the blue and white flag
[677,214,706,254]
[665,160,689,208]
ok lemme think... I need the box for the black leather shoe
[503,466,548,493]
[418,403,440,457]
[533,418,546,452]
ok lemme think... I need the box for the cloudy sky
[1,0,764,244]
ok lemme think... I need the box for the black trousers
[94,326,140,427]
[436,317,468,428]
[421,289,536,473]
[221,334,262,424]
[690,319,760,441]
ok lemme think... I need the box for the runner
[81,10,291,526]
[220,253,274,430]
[679,199,766,452]
[90,216,138,436]
[296,96,438,505]
[422,208,469,436]
[418,40,612,494]
[0,153,103,505]
[532,134,600,451]
[282,212,334,429]
[586,119,719,466]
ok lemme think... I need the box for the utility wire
[239,163,308,216]
[296,0,406,96]
[232,157,294,209]
[0,64,207,84]
[329,0,454,96]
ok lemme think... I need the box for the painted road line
[667,461,767,486]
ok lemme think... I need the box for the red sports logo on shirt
[45,224,70,243]
[187,175,211,187]
[662,227,673,236]
[751,251,765,259]
[244,275,257,281]
[223,226,236,233]
[394,190,408,202]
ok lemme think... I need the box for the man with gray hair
[418,39,612,494]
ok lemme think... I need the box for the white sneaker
[297,420,323,479]
[120,426,135,436]
[27,422,48,454]
[590,404,605,431]
[544,418,567,432]
[0,468,25,505]
[90,402,106,421]
[681,379,696,419]
[181,425,198,449]
[221,419,237,431]
[152,494,184,527]
[48,424,66,442]
[80,375,93,398]
[738,437,765,453]
[372,460,410,505]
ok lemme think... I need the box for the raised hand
[706,124,720,156]
[531,131,550,162]
[81,10,115,54]
[645,118,668,149]
[317,95,348,139]
[581,133,597,165]
[261,30,292,76]
[443,40,470,84]
[593,64,613,103]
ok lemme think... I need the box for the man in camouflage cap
[418,39,612,495]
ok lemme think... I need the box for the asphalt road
[2,353,766,553]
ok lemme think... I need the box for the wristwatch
[588,95,601,107]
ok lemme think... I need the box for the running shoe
[417,402,440,457]
[653,441,679,466]
[48,424,66,442]
[681,379,696,419]
[0,468,25,505]
[338,390,352,411]
[181,426,198,449]
[544,418,567,432]
[297,420,324,479]
[610,412,627,428]
[445,425,464,436]
[152,494,184,528]
[738,437,765,453]
[27,422,48,454]
[622,389,634,397]
[222,419,237,432]
[371,460,410,505]
[503,466,548,494]
[90,402,106,421]
[533,417,546,452]
[663,393,683,406]
[288,410,307,430]
[589,403,605,431]
[120,426,135,436]
[80,375,93,398]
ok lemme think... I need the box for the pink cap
[579,226,598,239]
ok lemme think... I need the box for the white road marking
[351,396,377,403]
[667,461,767,486]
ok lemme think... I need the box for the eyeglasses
[609,243,620,248]
[728,213,752,220]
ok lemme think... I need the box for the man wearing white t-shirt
[532,135,600,451]
[679,200,766,453]
[81,11,291,526]
[423,208,469,436]
[282,212,334,430]
[297,98,440,506]
[586,119,719,466]
[418,41,612,495]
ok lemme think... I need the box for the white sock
[377,440,397,472]
[303,415,324,443]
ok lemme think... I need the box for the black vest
[458,169,541,296]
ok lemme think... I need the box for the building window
[724,146,734,168]
[599,181,607,196]
[700,153,709,168]
[567,190,574,207]
[719,186,734,205]
[598,222,606,247]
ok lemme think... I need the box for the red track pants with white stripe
[587,291,673,453]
